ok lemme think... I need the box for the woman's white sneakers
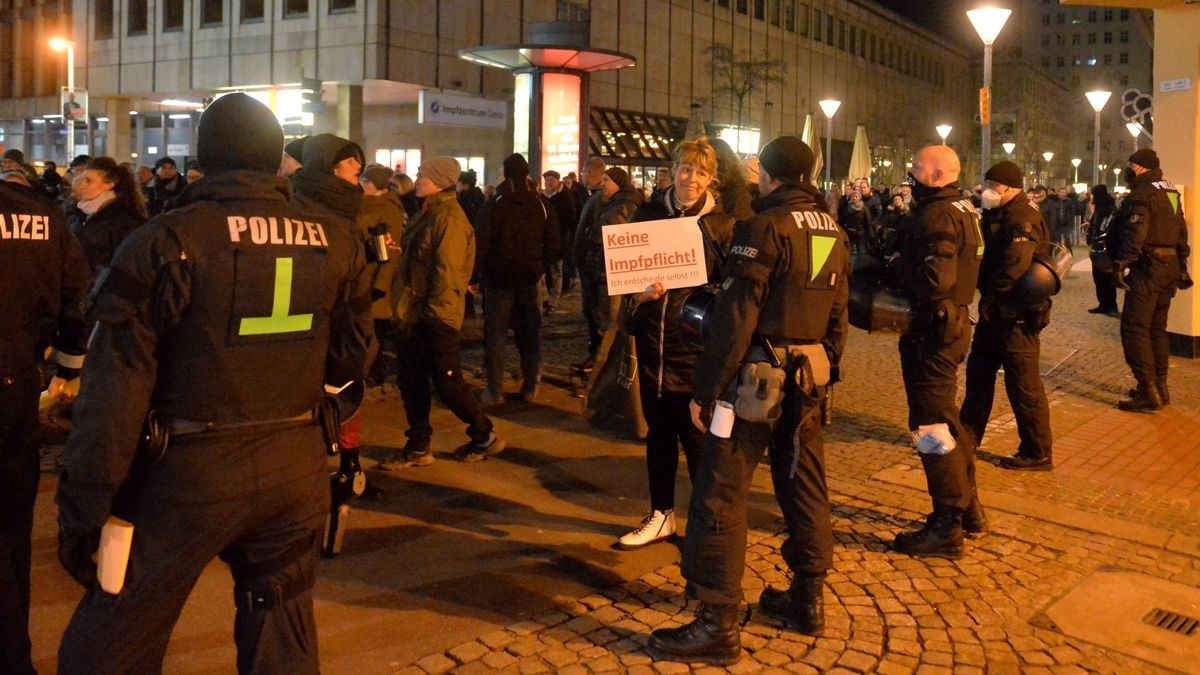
[616,509,676,550]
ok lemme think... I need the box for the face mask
[1123,166,1137,184]
[907,173,936,201]
[980,188,1003,210]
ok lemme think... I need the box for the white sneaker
[616,509,676,550]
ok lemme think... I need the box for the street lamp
[1113,166,1122,190]
[818,99,841,188]
[1002,142,1016,157]
[1085,90,1112,186]
[967,6,1012,180]
[49,37,76,163]
[1125,121,1141,151]
[1042,152,1054,184]
[1071,157,1082,184]
[936,124,953,145]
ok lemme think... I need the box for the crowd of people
[0,88,1190,671]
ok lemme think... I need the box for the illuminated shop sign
[540,73,581,177]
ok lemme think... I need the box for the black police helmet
[1012,241,1073,304]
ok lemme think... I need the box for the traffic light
[301,77,324,114]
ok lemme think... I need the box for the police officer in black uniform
[892,145,984,560]
[0,178,89,675]
[55,93,374,673]
[1110,149,1191,412]
[960,161,1054,471]
[648,137,850,665]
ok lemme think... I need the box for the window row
[95,0,357,39]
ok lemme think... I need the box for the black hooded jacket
[70,198,146,276]
[291,133,364,226]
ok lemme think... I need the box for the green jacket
[358,192,405,320]
[392,189,475,330]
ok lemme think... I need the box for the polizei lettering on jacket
[790,210,838,231]
[226,216,329,247]
[0,213,50,240]
[608,249,697,273]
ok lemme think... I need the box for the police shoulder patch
[731,244,759,258]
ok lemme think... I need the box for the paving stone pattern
[396,256,1200,673]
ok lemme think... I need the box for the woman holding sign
[614,138,736,550]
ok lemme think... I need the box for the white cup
[710,401,735,439]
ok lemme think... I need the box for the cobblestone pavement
[390,256,1200,674]
[28,254,1200,673]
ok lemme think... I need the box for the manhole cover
[1039,569,1200,672]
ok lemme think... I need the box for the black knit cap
[604,167,631,191]
[758,135,814,184]
[984,160,1024,189]
[284,137,308,162]
[197,93,284,175]
[503,153,530,180]
[1129,148,1160,171]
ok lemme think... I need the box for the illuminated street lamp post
[1071,158,1082,184]
[1042,151,1054,184]
[49,37,75,163]
[1126,121,1141,151]
[967,6,1012,180]
[1113,166,1122,190]
[936,124,953,146]
[1085,90,1112,186]
[1002,142,1016,157]
[818,99,841,188]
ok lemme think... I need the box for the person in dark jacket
[616,138,734,551]
[55,92,373,675]
[1086,184,1119,315]
[359,165,406,385]
[40,160,63,200]
[576,166,643,367]
[146,156,186,216]
[572,157,609,366]
[892,145,985,560]
[69,156,148,277]
[542,169,578,311]
[648,137,849,662]
[1109,149,1191,412]
[960,161,1054,471]
[456,169,485,222]
[837,189,876,255]
[470,154,561,404]
[0,178,89,675]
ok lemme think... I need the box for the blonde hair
[672,137,719,179]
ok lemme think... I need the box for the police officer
[0,177,89,675]
[1110,149,1191,412]
[55,93,374,673]
[960,161,1054,471]
[892,145,984,559]
[649,136,849,665]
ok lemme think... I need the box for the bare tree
[708,44,786,141]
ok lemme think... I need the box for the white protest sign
[603,216,708,295]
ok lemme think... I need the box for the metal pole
[1092,109,1101,187]
[65,44,75,164]
[981,42,992,181]
[824,116,833,188]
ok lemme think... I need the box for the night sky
[870,0,1009,50]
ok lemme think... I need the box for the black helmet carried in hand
[1012,241,1073,304]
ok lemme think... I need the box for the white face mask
[981,188,1003,210]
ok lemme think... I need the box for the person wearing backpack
[470,154,562,405]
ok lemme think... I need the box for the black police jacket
[0,182,89,379]
[979,192,1047,300]
[628,189,734,396]
[57,170,374,534]
[1109,169,1189,267]
[896,183,983,309]
[691,183,850,406]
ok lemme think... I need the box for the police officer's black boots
[962,493,988,539]
[759,574,825,635]
[893,509,965,560]
[1128,377,1171,405]
[1118,381,1164,413]
[648,603,742,665]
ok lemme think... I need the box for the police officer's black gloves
[1111,265,1131,291]
[1180,266,1194,291]
[58,527,101,588]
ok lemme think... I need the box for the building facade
[4,0,976,187]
